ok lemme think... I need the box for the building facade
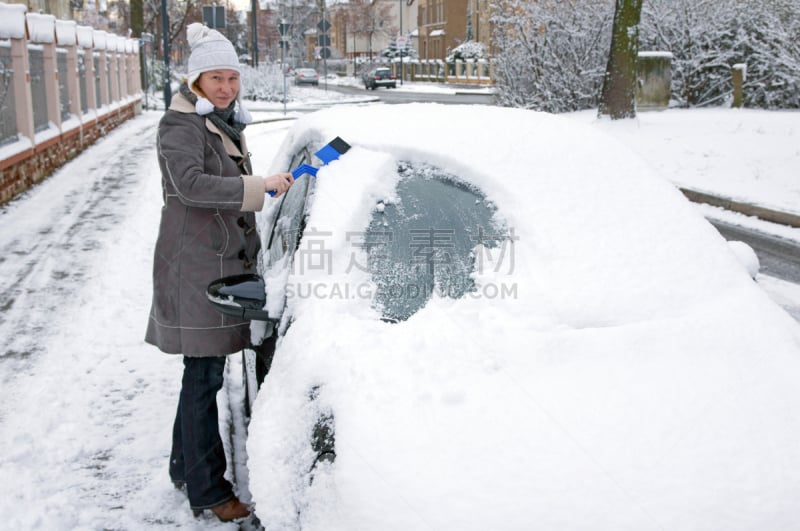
[327,0,419,62]
[417,0,491,60]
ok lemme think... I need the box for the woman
[145,23,293,522]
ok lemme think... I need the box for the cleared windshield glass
[366,163,507,321]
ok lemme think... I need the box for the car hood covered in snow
[248,104,800,531]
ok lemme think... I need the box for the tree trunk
[130,0,143,38]
[599,0,643,119]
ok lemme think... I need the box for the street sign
[319,47,331,59]
[317,34,331,47]
[279,40,290,50]
[317,19,331,33]
[278,21,290,36]
[202,5,225,29]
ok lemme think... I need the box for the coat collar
[169,92,248,159]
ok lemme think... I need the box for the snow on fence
[393,58,494,85]
[0,2,142,205]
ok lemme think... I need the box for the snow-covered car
[244,104,800,530]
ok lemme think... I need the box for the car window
[264,148,315,268]
[365,162,507,322]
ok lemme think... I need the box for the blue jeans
[169,356,234,510]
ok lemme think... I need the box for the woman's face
[196,69,240,109]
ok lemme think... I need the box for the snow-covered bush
[239,63,288,102]
[144,58,167,91]
[446,40,487,62]
[490,0,614,113]
[491,0,800,112]
[641,0,800,108]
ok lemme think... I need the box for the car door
[241,146,317,411]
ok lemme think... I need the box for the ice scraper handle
[266,136,351,197]
[267,164,319,197]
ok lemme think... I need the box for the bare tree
[491,0,613,113]
[347,0,394,62]
[598,0,642,119]
[141,0,201,61]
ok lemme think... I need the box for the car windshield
[364,162,507,322]
[297,69,316,75]
[374,69,391,76]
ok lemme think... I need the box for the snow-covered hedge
[491,0,800,112]
[239,63,287,102]
[490,0,613,113]
[446,40,486,62]
[641,0,800,108]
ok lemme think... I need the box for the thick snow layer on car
[249,104,800,530]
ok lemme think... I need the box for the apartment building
[417,0,491,60]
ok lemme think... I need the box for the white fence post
[1,3,34,142]
[77,25,96,113]
[93,30,109,108]
[27,12,61,131]
[56,19,81,120]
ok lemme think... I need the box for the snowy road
[0,108,798,530]
[0,112,291,530]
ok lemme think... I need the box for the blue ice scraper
[268,136,351,196]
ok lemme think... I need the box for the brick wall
[0,103,138,205]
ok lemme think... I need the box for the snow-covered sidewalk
[0,111,258,530]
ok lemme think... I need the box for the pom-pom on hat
[186,22,241,94]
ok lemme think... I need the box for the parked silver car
[294,68,319,86]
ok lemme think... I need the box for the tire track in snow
[0,115,292,529]
[0,116,158,378]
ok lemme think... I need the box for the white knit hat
[185,23,251,122]
[187,23,240,88]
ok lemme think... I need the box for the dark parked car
[362,67,396,89]
[294,68,319,86]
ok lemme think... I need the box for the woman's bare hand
[264,172,294,197]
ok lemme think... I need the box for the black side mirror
[206,274,274,322]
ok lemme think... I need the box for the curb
[680,188,800,229]
[453,91,494,97]
[249,116,297,125]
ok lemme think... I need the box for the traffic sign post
[398,0,403,85]
[203,5,226,29]
[279,20,289,115]
[317,18,331,90]
[160,0,171,107]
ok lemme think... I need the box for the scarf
[179,82,246,145]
